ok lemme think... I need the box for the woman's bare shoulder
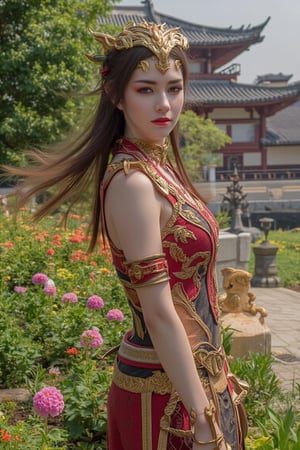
[106,163,156,199]
[104,164,162,256]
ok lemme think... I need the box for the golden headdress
[87,21,189,73]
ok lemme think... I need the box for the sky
[118,0,300,84]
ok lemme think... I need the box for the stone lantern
[222,167,248,234]
[251,217,281,288]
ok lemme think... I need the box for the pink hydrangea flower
[49,367,60,376]
[86,295,104,310]
[14,286,27,294]
[44,285,56,297]
[80,328,103,349]
[61,292,78,303]
[44,279,56,297]
[106,308,124,321]
[33,386,64,418]
[32,273,48,285]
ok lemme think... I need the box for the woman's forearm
[138,282,210,416]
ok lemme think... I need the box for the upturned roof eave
[264,139,300,146]
[110,5,270,34]
[187,97,300,108]
[186,80,300,112]
[157,11,270,36]
[98,6,270,47]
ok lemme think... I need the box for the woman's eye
[138,87,152,94]
[169,86,182,93]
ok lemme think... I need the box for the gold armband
[190,401,226,449]
[124,253,169,287]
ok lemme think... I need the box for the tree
[0,0,117,167]
[179,110,231,181]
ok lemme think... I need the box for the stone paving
[251,287,300,391]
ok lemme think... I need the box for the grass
[249,229,300,288]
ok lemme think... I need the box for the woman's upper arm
[104,169,163,261]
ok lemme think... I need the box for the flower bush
[32,272,48,285]
[106,308,124,321]
[33,386,65,418]
[61,292,78,303]
[80,328,103,348]
[0,210,129,447]
[86,294,105,310]
[1,211,300,448]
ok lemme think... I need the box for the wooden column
[259,110,267,171]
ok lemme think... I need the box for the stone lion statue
[218,267,267,319]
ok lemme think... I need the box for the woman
[4,21,247,450]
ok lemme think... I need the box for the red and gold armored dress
[101,139,247,450]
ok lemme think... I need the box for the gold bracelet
[190,401,216,424]
[193,433,224,447]
[190,409,207,418]
[191,401,225,449]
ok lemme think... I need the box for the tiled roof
[186,80,300,106]
[265,100,300,145]
[98,3,269,47]
[256,73,293,84]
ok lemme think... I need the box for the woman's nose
[155,92,170,112]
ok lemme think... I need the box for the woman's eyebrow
[133,78,183,84]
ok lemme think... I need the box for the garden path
[252,286,300,391]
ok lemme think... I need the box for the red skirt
[107,382,192,450]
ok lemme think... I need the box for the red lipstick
[151,118,171,125]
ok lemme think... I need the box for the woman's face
[117,57,184,145]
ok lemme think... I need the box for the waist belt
[118,333,225,379]
[118,331,162,369]
[114,334,228,394]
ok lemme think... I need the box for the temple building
[98,0,300,181]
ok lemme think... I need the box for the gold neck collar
[123,138,169,167]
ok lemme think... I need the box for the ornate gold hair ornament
[87,21,188,74]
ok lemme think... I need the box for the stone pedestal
[221,312,271,358]
[218,267,271,358]
[251,242,281,288]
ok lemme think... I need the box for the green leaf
[0,0,117,165]
[178,110,231,181]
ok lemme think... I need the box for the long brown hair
[3,44,198,250]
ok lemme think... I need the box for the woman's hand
[192,414,227,450]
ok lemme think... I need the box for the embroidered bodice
[101,139,221,354]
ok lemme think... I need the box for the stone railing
[216,231,251,291]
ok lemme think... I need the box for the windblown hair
[3,44,200,251]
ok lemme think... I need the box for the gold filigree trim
[172,283,212,342]
[119,338,160,364]
[121,160,170,194]
[142,392,152,450]
[193,345,225,377]
[88,22,188,74]
[163,240,210,288]
[122,138,169,167]
[137,58,182,73]
[112,363,172,394]
[106,158,170,195]
[137,59,150,72]
[180,206,210,232]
